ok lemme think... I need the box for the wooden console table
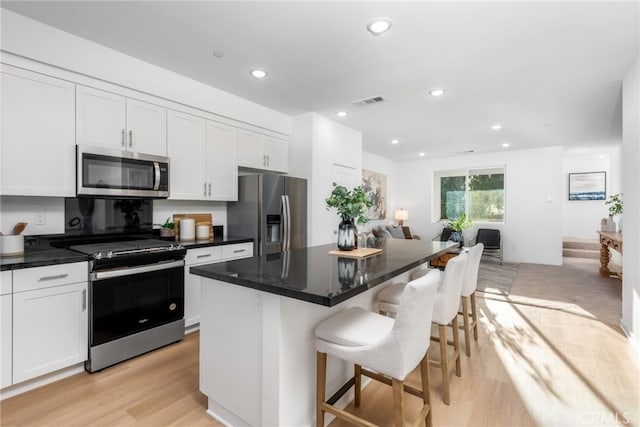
[597,231,622,278]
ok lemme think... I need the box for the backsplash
[0,196,228,237]
[152,199,227,231]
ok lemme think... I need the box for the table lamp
[394,209,408,226]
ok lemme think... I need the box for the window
[434,166,505,222]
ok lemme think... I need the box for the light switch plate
[34,212,46,225]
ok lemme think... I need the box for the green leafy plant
[605,193,623,217]
[325,183,373,225]
[444,212,472,231]
[161,217,175,230]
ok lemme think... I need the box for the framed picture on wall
[568,171,606,200]
[362,169,387,219]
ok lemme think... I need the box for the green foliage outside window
[438,169,505,222]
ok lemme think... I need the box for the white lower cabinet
[1,270,13,389]
[184,243,253,329]
[11,262,88,385]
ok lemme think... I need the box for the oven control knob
[95,252,102,260]
[107,251,114,259]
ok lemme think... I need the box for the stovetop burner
[70,239,183,260]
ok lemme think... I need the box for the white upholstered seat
[459,243,484,357]
[376,250,469,405]
[315,269,441,427]
[430,251,468,405]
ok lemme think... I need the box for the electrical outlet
[35,212,46,225]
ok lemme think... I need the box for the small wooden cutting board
[328,248,382,258]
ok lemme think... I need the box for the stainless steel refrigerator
[228,174,307,255]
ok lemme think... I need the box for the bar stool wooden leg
[354,364,362,407]
[461,296,471,357]
[471,292,479,341]
[438,324,450,405]
[316,351,327,427]
[452,317,461,377]
[392,378,405,426]
[419,355,433,427]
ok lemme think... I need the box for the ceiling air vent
[352,95,385,107]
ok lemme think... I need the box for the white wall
[0,197,64,235]
[394,146,564,265]
[621,56,640,351]
[0,9,291,135]
[562,146,622,239]
[290,113,362,247]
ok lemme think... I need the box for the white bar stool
[315,269,441,427]
[459,243,484,357]
[376,251,468,405]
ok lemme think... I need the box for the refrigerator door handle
[281,195,288,251]
[284,194,292,251]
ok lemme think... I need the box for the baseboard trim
[0,363,85,401]
[620,319,639,355]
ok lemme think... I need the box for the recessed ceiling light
[492,124,502,130]
[212,50,224,58]
[250,69,267,79]
[391,139,399,144]
[336,111,348,118]
[367,17,392,36]
[419,152,425,157]
[429,89,446,97]
[502,142,510,148]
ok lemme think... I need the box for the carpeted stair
[563,238,599,259]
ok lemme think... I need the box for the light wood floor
[1,258,638,426]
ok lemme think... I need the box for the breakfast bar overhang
[190,239,458,426]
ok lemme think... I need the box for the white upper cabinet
[125,99,168,156]
[206,121,238,201]
[1,65,76,197]
[168,110,238,201]
[167,110,207,200]
[237,129,289,173]
[76,85,167,156]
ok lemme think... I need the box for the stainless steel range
[65,198,186,372]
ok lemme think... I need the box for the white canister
[179,218,196,241]
[0,235,24,256]
[196,225,210,240]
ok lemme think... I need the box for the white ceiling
[2,1,638,161]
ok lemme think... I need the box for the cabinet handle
[263,155,267,166]
[128,130,133,148]
[38,273,68,281]
[196,253,212,259]
[121,129,126,147]
[208,182,212,197]
[203,182,207,196]
[233,249,246,253]
[82,289,87,311]
[267,155,270,167]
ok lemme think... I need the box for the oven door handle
[91,260,184,281]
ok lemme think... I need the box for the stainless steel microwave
[77,145,169,198]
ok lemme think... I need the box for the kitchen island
[191,239,457,426]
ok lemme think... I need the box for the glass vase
[337,218,356,251]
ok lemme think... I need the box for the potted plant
[325,183,373,250]
[443,213,472,246]
[159,217,175,238]
[605,193,623,232]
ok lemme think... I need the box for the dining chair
[459,243,484,357]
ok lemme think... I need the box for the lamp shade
[394,209,408,221]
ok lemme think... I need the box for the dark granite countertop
[190,239,458,307]
[1,248,89,271]
[0,235,253,271]
[177,235,253,249]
